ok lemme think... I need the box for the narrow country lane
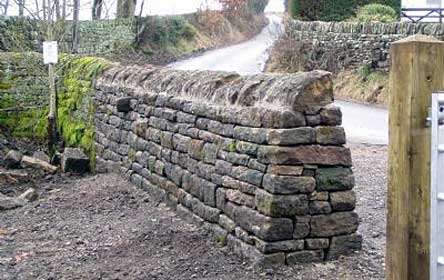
[170,14,284,75]
[171,11,389,145]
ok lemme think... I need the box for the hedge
[288,0,401,21]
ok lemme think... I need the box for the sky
[403,0,443,8]
[4,0,285,20]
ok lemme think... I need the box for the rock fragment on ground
[21,156,58,174]
[0,193,25,211]
[19,188,38,202]
[32,150,50,163]
[61,148,89,174]
[0,171,28,184]
[5,150,23,169]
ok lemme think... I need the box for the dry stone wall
[288,20,444,71]
[93,66,362,265]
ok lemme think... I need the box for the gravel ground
[0,144,387,280]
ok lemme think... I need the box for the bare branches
[0,0,9,15]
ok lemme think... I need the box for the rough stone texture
[286,250,324,264]
[286,20,444,72]
[61,148,89,174]
[5,150,23,169]
[310,212,360,237]
[255,189,308,217]
[93,65,360,265]
[116,97,132,112]
[258,145,352,166]
[316,168,355,191]
[0,193,25,211]
[326,233,363,261]
[330,190,356,212]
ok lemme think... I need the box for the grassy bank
[334,68,388,106]
[116,12,268,65]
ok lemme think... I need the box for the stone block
[202,143,218,164]
[316,168,355,191]
[191,197,220,223]
[231,166,263,186]
[293,216,311,239]
[255,189,308,217]
[219,214,236,233]
[221,176,256,195]
[215,160,233,176]
[172,134,190,153]
[326,233,362,260]
[61,148,89,174]
[233,205,294,241]
[236,141,258,156]
[177,111,196,123]
[309,191,329,201]
[188,139,205,160]
[286,250,324,264]
[305,238,330,250]
[310,212,359,237]
[5,150,23,169]
[315,126,346,145]
[261,110,306,128]
[233,127,268,144]
[267,165,304,176]
[320,105,342,126]
[202,180,218,207]
[309,201,332,214]
[255,239,304,254]
[258,145,352,167]
[218,151,250,166]
[330,190,356,211]
[235,227,255,244]
[262,174,315,194]
[267,128,315,145]
[160,131,173,149]
[226,189,255,208]
[116,97,132,112]
[216,188,226,210]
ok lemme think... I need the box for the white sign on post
[43,41,58,64]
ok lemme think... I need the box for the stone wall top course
[97,65,334,114]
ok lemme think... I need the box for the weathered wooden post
[387,35,444,280]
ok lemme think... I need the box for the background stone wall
[287,20,444,72]
[0,52,48,138]
[93,65,362,265]
[0,16,135,54]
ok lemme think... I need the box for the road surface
[171,12,389,145]
[171,14,284,75]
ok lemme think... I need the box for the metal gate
[430,92,444,280]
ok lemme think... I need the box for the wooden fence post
[387,35,444,280]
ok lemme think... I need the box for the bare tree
[92,0,103,19]
[18,0,24,15]
[62,0,66,18]
[117,0,136,18]
[72,0,79,52]
[0,0,9,15]
[54,0,60,19]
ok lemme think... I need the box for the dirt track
[0,144,387,280]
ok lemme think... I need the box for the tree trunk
[42,0,47,20]
[18,0,24,16]
[62,0,66,18]
[117,0,135,18]
[72,0,80,53]
[55,0,61,19]
[0,0,9,15]
[92,0,103,20]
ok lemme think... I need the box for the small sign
[43,41,58,64]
